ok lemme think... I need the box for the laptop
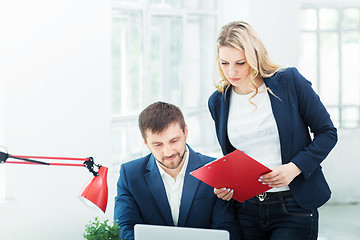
[134,224,229,240]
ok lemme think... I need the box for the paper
[190,150,272,202]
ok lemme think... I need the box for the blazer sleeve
[208,91,236,156]
[289,68,338,180]
[114,164,143,240]
[208,92,218,124]
[208,94,216,120]
[211,199,241,240]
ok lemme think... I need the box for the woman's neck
[233,76,264,95]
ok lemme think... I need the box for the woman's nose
[228,65,237,75]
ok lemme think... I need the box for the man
[114,101,240,240]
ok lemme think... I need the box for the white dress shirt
[155,146,189,226]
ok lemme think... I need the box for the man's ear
[184,124,188,139]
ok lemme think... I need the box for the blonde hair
[214,21,281,100]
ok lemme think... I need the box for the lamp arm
[7,155,49,165]
[0,151,9,164]
[83,157,100,177]
[0,150,101,176]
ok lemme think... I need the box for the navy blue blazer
[114,145,240,240]
[208,67,337,210]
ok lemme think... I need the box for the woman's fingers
[214,188,234,201]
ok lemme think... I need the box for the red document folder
[190,150,272,202]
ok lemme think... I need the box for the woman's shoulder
[209,89,226,103]
[268,67,299,80]
[208,89,230,114]
[265,67,307,87]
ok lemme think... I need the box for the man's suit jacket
[208,67,338,210]
[114,145,240,240]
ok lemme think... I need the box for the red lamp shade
[80,165,108,213]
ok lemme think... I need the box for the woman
[208,21,337,240]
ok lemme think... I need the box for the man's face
[144,122,188,171]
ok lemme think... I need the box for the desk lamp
[0,150,108,213]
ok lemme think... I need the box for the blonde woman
[208,21,337,240]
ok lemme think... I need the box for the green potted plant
[84,217,122,240]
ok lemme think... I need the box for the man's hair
[138,101,185,140]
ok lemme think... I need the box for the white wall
[0,56,4,202]
[322,129,360,204]
[0,1,114,239]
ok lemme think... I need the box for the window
[111,0,220,163]
[299,6,360,128]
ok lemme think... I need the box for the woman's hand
[259,162,301,188]
[214,187,234,201]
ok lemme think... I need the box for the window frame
[111,1,221,164]
[300,3,360,128]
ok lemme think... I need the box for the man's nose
[163,144,174,157]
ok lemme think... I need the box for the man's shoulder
[188,146,216,164]
[121,153,151,172]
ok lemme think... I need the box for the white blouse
[227,83,289,192]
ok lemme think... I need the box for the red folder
[190,150,272,202]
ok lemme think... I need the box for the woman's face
[218,46,251,93]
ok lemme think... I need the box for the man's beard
[156,148,187,170]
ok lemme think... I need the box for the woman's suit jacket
[208,67,338,210]
[114,145,240,240]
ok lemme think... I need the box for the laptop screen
[134,224,229,240]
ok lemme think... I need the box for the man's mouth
[163,154,178,161]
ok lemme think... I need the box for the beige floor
[318,203,360,240]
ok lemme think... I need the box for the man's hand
[214,188,233,201]
[259,162,301,188]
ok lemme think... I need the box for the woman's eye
[237,62,245,65]
[221,62,228,65]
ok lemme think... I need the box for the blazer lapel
[265,75,291,163]
[177,147,201,226]
[144,155,174,225]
